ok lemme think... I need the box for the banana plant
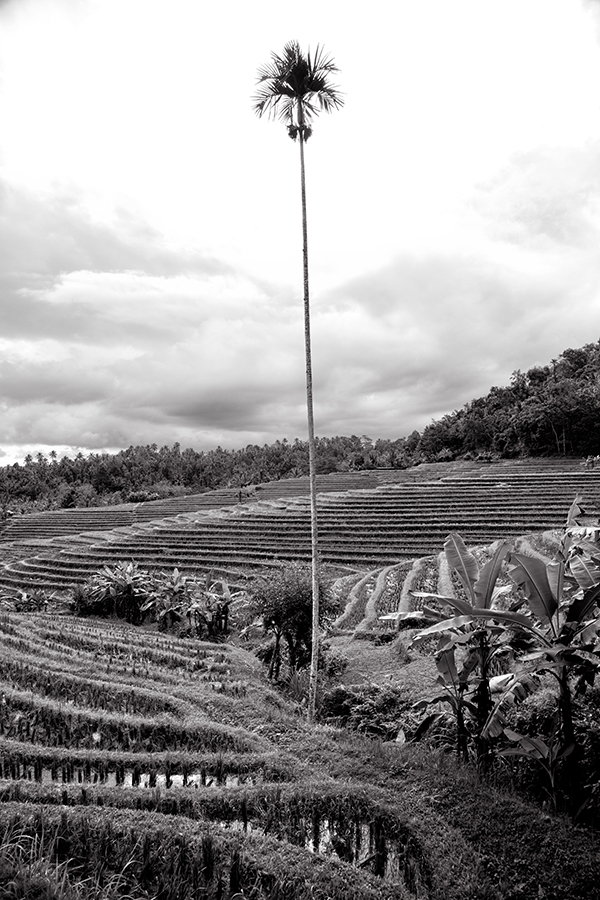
[412,645,478,761]
[412,500,600,814]
[503,509,600,816]
[91,560,152,623]
[141,567,193,631]
[499,727,574,812]
[410,534,527,768]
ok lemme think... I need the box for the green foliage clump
[321,683,414,740]
[71,564,242,639]
[142,569,243,639]
[419,338,600,459]
[409,498,600,819]
[248,563,338,680]
[71,561,150,624]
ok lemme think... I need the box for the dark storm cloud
[0,358,109,405]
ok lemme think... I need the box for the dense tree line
[418,339,600,461]
[0,435,418,512]
[2,339,598,512]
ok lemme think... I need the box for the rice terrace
[1,455,600,899]
[4,0,600,896]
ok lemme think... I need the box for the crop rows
[1,462,597,898]
[0,475,380,543]
[0,460,598,593]
[0,607,431,898]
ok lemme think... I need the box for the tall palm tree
[253,41,343,722]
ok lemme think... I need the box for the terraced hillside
[0,475,386,544]
[1,579,599,898]
[0,610,423,899]
[0,459,598,593]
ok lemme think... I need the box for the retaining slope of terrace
[0,474,380,543]
[0,459,597,592]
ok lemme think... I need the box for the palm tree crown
[253,40,344,140]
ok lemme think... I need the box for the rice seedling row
[0,688,259,754]
[0,800,413,899]
[0,604,427,896]
[0,659,182,717]
[372,560,418,623]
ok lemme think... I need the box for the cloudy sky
[1,0,600,465]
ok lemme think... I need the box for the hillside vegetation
[1,459,600,898]
[0,592,599,900]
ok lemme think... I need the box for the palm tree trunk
[298,125,320,724]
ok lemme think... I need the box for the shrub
[321,683,414,740]
[125,490,160,503]
[142,569,239,639]
[71,561,151,624]
[249,564,337,680]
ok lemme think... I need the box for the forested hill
[418,338,600,460]
[0,435,415,512]
[1,339,598,512]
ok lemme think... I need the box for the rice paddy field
[1,459,600,899]
[1,458,599,594]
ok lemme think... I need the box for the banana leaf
[412,615,476,641]
[412,712,446,741]
[577,619,600,645]
[480,673,539,740]
[565,582,600,625]
[546,559,565,605]
[508,553,558,629]
[444,533,478,604]
[436,646,458,684]
[474,541,510,608]
[566,494,586,527]
[503,729,550,759]
[412,592,475,616]
[568,553,600,591]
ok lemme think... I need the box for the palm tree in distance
[253,41,344,722]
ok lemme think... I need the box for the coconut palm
[253,41,343,722]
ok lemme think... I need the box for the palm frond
[252,39,344,130]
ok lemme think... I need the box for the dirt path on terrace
[328,631,435,699]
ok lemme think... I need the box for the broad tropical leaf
[566,494,586,527]
[474,540,510,608]
[480,673,539,740]
[412,592,475,616]
[564,582,600,626]
[503,729,549,759]
[411,615,476,644]
[436,646,458,685]
[412,712,446,741]
[577,618,600,645]
[508,553,558,629]
[444,533,479,604]
[466,606,549,635]
[568,553,600,591]
[546,559,565,605]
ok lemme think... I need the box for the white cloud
[1,1,600,463]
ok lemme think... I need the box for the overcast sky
[2,0,600,465]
